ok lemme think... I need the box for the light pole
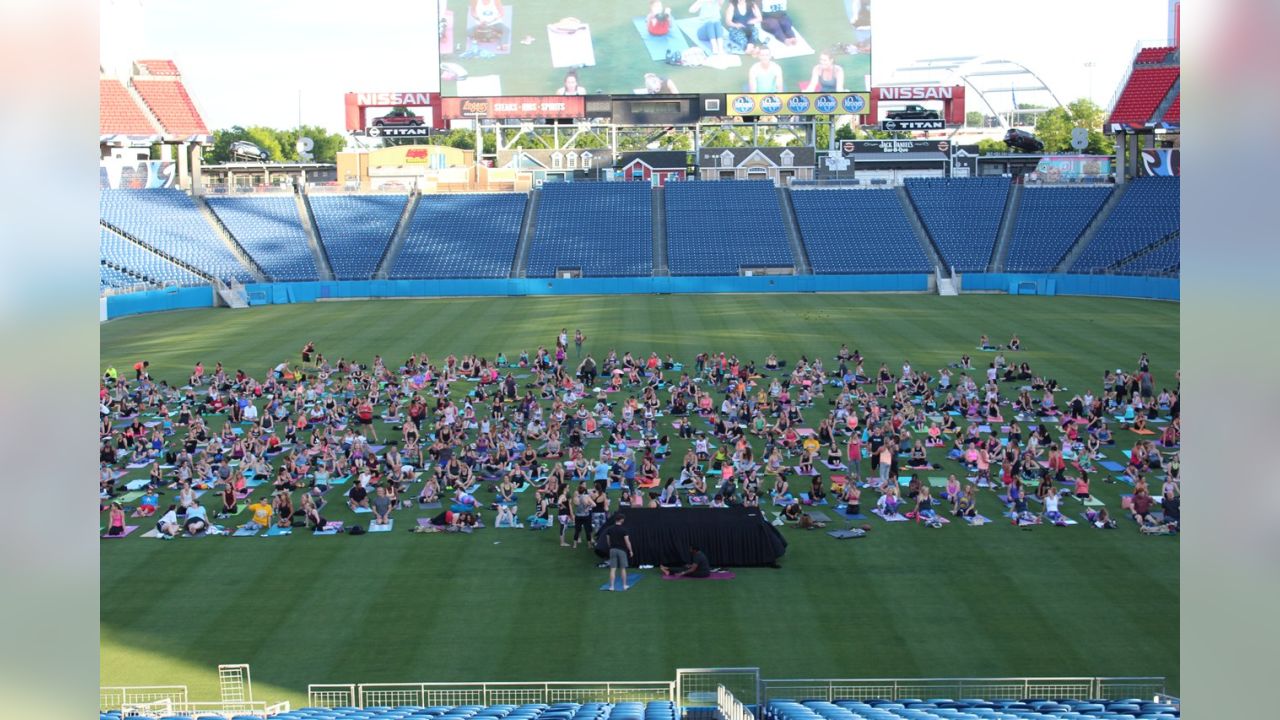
[1084,61,1097,103]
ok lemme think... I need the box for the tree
[976,138,1008,155]
[966,111,984,128]
[278,125,347,163]
[205,125,345,163]
[1033,98,1115,155]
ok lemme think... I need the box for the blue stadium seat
[665,181,793,275]
[1005,186,1113,272]
[206,195,319,281]
[100,225,206,287]
[391,193,527,279]
[905,177,1011,272]
[1113,233,1178,276]
[791,188,932,274]
[99,188,253,282]
[527,183,652,277]
[309,194,409,280]
[1071,177,1179,273]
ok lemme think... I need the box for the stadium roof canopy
[883,56,1065,129]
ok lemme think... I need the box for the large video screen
[439,0,872,97]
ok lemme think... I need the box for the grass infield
[100,294,1179,705]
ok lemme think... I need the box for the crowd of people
[100,329,1180,544]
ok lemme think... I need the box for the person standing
[603,514,634,591]
[574,329,585,358]
[571,485,594,548]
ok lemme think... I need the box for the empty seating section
[99,263,143,290]
[1134,46,1175,64]
[207,196,318,281]
[527,183,652,277]
[391,193,527,278]
[1163,95,1179,124]
[791,189,931,273]
[100,190,250,281]
[1005,186,1112,272]
[100,226,205,287]
[1108,68,1178,125]
[132,79,209,135]
[100,79,157,135]
[310,195,408,280]
[905,177,1009,271]
[766,698,1179,720]
[99,702,678,720]
[1116,235,1179,276]
[135,59,181,76]
[665,181,792,274]
[1072,178,1179,272]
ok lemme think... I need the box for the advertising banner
[1139,148,1180,177]
[725,92,869,117]
[841,139,951,156]
[439,0,873,97]
[1030,155,1113,183]
[100,160,176,189]
[880,118,944,131]
[440,96,585,119]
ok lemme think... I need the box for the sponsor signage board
[440,96,585,119]
[724,93,869,117]
[880,119,945,131]
[841,139,951,156]
[367,126,430,138]
[877,86,956,101]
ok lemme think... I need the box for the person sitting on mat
[642,72,680,94]
[724,0,763,54]
[137,487,159,517]
[247,497,273,529]
[646,1,673,36]
[273,490,295,528]
[689,0,727,55]
[876,483,902,516]
[805,51,846,92]
[106,502,126,536]
[155,504,182,538]
[808,475,826,505]
[953,484,977,518]
[1130,488,1158,526]
[661,544,712,578]
[759,0,797,45]
[300,494,326,531]
[183,502,212,535]
[469,0,506,37]
[495,500,518,527]
[1042,490,1066,525]
[555,70,587,96]
[748,46,783,93]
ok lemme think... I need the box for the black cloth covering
[592,508,787,567]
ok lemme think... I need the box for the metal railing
[717,686,755,720]
[306,681,675,709]
[120,699,290,718]
[759,676,1166,703]
[100,686,189,712]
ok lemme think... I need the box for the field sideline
[100,294,1180,707]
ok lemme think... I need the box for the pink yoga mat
[102,525,138,538]
[661,571,735,581]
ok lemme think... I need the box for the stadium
[99,2,1181,720]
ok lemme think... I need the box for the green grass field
[100,294,1179,707]
[439,1,871,96]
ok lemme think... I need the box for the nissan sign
[877,86,955,100]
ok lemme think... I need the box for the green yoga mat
[927,476,950,489]
[116,491,145,503]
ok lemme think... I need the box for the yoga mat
[632,16,690,61]
[759,25,815,59]
[806,510,833,523]
[600,574,642,591]
[827,529,865,539]
[313,521,344,536]
[368,519,394,532]
[1132,428,1156,435]
[233,525,262,537]
[264,525,293,537]
[927,476,950,489]
[126,461,151,469]
[963,515,992,526]
[662,570,735,580]
[352,506,373,514]
[548,21,596,68]
[117,491,145,503]
[872,509,909,522]
[124,478,150,491]
[1078,496,1106,507]
[140,528,161,538]
[1098,460,1126,472]
[102,525,138,539]
[835,507,866,521]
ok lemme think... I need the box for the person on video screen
[806,52,845,92]
[470,0,506,32]
[748,46,782,93]
[760,0,797,46]
[556,71,587,96]
[689,0,727,55]
[724,0,764,55]
[642,72,679,94]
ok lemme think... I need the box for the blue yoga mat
[632,16,690,61]
[600,573,642,591]
[1098,460,1126,472]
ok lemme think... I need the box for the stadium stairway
[896,186,945,272]
[652,187,669,276]
[987,181,1024,272]
[375,192,421,279]
[777,187,812,275]
[1054,184,1127,272]
[295,192,334,280]
[1109,228,1179,274]
[100,221,215,285]
[192,195,267,282]
[1151,77,1181,125]
[511,188,540,278]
